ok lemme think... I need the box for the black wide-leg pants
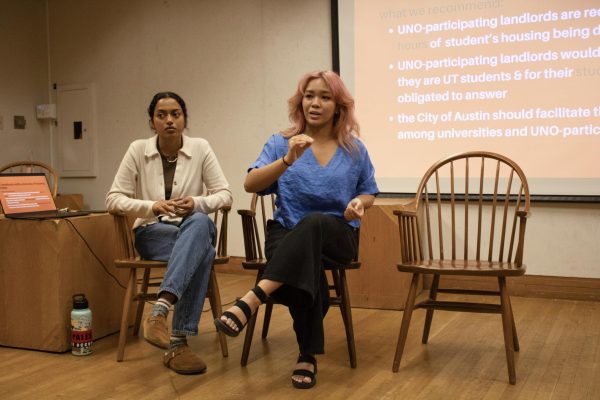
[261,213,358,355]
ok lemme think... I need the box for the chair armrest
[238,208,263,261]
[392,201,417,217]
[393,203,422,264]
[516,210,530,218]
[214,206,230,258]
[237,209,256,218]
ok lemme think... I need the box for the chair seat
[241,259,267,270]
[213,255,230,265]
[398,259,526,277]
[115,258,167,269]
[242,259,361,271]
[325,260,361,270]
[116,256,229,268]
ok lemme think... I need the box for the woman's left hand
[172,196,195,217]
[344,198,364,221]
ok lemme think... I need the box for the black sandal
[292,354,317,389]
[214,286,267,337]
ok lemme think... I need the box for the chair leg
[422,274,440,344]
[392,273,420,372]
[337,269,357,368]
[241,310,259,366]
[208,268,228,357]
[116,268,136,362]
[254,268,272,339]
[261,303,273,339]
[240,273,263,366]
[508,296,520,351]
[133,268,151,336]
[498,276,517,384]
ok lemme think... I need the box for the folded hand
[152,196,194,217]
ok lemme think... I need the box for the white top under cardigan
[106,134,233,230]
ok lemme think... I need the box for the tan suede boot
[163,345,207,374]
[143,315,169,349]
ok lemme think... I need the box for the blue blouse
[249,133,379,229]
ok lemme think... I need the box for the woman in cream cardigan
[106,91,232,375]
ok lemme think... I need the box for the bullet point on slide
[389,116,394,122]
[388,28,394,34]
[389,64,394,70]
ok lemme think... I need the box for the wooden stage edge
[220,256,600,303]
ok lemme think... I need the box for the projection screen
[336,0,600,197]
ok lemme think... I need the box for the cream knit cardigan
[106,134,233,229]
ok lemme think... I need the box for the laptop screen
[0,173,57,215]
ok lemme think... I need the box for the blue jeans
[134,212,216,336]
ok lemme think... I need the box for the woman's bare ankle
[242,290,261,310]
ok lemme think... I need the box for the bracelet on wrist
[282,155,292,167]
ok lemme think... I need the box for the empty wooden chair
[238,194,360,368]
[113,206,230,362]
[392,151,530,384]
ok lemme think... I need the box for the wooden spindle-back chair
[113,206,230,362]
[238,194,360,368]
[392,151,530,384]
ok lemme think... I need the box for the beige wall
[1,0,599,278]
[0,0,52,164]
[527,203,600,278]
[44,0,332,258]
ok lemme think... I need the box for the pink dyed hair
[282,70,360,154]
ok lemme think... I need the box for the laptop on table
[0,173,90,220]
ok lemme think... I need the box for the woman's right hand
[152,200,178,217]
[244,134,314,193]
[285,134,314,164]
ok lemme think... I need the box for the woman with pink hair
[215,71,378,389]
